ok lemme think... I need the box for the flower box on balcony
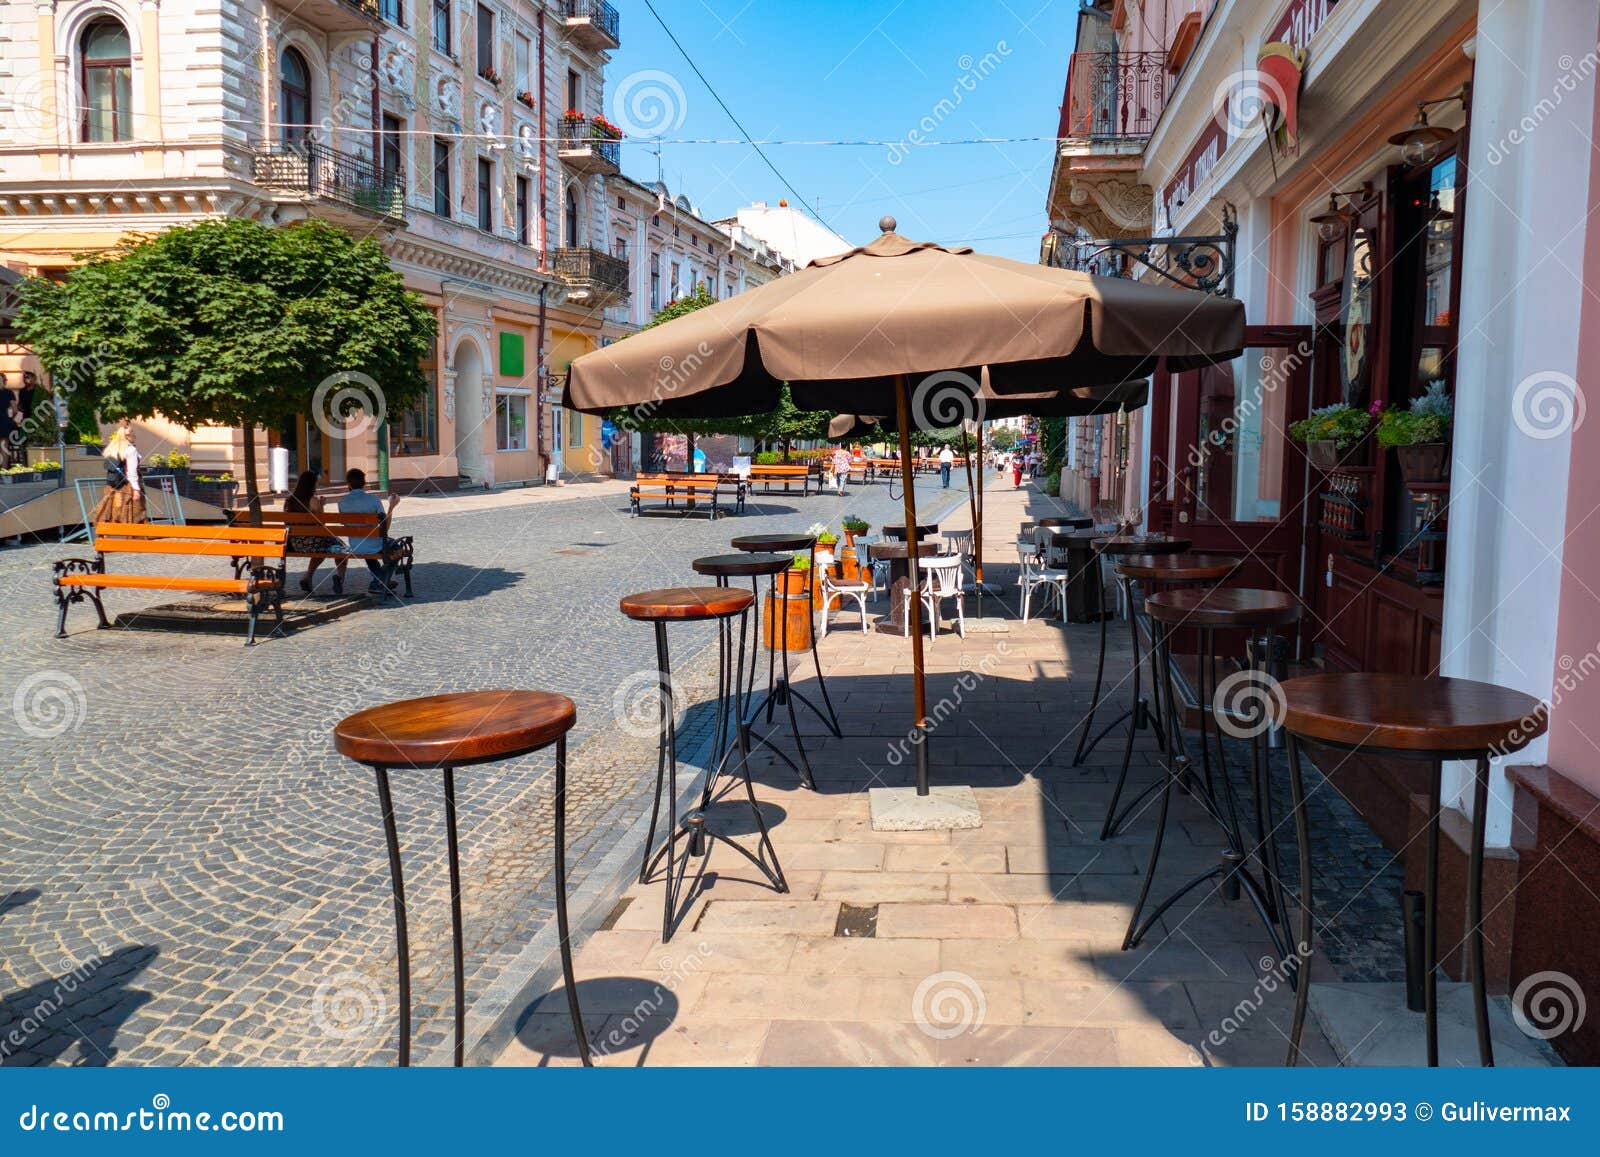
[516,91,535,108]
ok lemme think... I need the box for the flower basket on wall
[1395,442,1450,484]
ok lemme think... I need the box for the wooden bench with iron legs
[747,463,822,496]
[252,510,415,598]
[633,471,748,514]
[629,476,735,518]
[53,522,287,646]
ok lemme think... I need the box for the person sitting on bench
[284,469,349,593]
[335,468,401,595]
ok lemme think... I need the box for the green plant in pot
[1289,403,1373,470]
[1377,381,1453,484]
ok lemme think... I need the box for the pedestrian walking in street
[1012,454,1024,488]
[938,444,954,488]
[90,420,145,524]
[831,445,852,495]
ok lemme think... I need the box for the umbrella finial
[879,215,897,234]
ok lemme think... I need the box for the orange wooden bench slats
[56,573,251,593]
[95,521,287,544]
[96,538,287,559]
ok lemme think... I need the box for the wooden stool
[1072,535,1192,770]
[1124,589,1303,971]
[1278,673,1546,1067]
[620,587,786,941]
[692,552,812,794]
[334,690,588,1066]
[730,533,842,743]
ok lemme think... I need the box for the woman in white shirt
[90,420,145,524]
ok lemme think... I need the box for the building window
[616,195,625,210]
[476,4,495,78]
[80,18,133,143]
[566,406,584,449]
[380,0,405,25]
[380,114,405,185]
[515,175,531,244]
[432,138,451,217]
[564,186,579,248]
[566,68,581,112]
[279,47,312,149]
[432,0,452,54]
[394,377,438,455]
[496,393,528,451]
[670,261,681,299]
[477,157,494,232]
[514,32,532,96]
[650,253,661,310]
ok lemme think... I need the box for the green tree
[988,425,1020,453]
[617,283,832,465]
[16,217,434,517]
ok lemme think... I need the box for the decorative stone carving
[516,122,537,162]
[381,45,413,91]
[442,369,457,422]
[477,100,499,138]
[436,76,461,116]
[1066,176,1154,237]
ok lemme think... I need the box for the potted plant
[31,459,62,483]
[841,514,870,548]
[191,471,238,508]
[516,90,536,109]
[481,65,503,88]
[1289,402,1374,470]
[1377,381,1453,484]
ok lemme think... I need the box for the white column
[1441,0,1600,844]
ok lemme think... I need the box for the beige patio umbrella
[569,218,1243,798]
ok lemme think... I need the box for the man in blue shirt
[335,468,400,595]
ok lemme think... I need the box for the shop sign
[1267,0,1339,51]
[1161,106,1228,227]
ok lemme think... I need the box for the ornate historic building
[0,0,627,488]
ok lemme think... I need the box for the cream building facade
[0,0,630,490]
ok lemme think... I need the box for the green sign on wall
[499,332,525,378]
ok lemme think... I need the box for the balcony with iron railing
[557,114,622,174]
[290,0,384,34]
[552,246,630,305]
[564,0,620,51]
[1058,50,1169,143]
[251,140,404,224]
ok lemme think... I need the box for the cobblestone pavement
[0,474,969,1065]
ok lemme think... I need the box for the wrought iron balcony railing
[1059,51,1168,141]
[557,115,622,170]
[252,140,404,222]
[564,0,621,49]
[552,246,630,300]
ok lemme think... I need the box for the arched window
[80,18,132,143]
[564,186,579,248]
[280,48,312,148]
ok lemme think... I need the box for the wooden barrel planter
[764,587,814,652]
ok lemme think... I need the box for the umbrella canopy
[567,219,1242,421]
[571,219,1243,801]
[824,379,1150,440]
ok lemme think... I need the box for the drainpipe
[535,282,549,479]
[537,9,549,265]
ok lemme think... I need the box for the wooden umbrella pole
[960,427,982,619]
[894,375,932,796]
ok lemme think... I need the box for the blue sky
[603,0,1081,261]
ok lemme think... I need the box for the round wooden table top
[692,552,794,578]
[1114,552,1242,583]
[1144,586,1303,628]
[1278,673,1548,755]
[1037,516,1094,529]
[1093,535,1192,556]
[883,523,940,540]
[731,533,815,553]
[334,690,576,769]
[1049,528,1109,546]
[620,586,755,622]
[869,541,942,561]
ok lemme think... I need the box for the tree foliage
[987,425,1020,453]
[16,217,435,508]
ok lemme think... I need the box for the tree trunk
[241,422,262,524]
[781,438,792,463]
[685,431,696,473]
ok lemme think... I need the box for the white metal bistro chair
[1016,537,1063,622]
[943,528,976,584]
[815,550,871,637]
[903,554,966,639]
